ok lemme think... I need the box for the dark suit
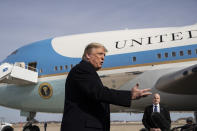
[142,105,171,131]
[61,60,131,131]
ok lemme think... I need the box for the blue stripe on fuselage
[104,44,197,68]
[2,38,197,76]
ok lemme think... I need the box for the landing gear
[23,124,40,131]
[21,111,40,131]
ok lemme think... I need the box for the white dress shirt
[153,104,160,112]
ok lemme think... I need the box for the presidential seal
[39,83,53,99]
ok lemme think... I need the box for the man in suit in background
[61,42,152,131]
[142,93,171,131]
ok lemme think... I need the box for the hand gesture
[131,83,152,100]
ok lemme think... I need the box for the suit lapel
[150,105,153,114]
[160,105,164,113]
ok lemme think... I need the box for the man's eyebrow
[97,52,105,55]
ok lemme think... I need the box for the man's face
[153,94,160,105]
[86,47,106,70]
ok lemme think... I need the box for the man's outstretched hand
[131,83,152,100]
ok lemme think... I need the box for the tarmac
[12,121,185,131]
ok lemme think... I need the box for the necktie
[154,105,158,112]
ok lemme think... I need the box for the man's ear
[86,53,90,59]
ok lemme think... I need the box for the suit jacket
[61,60,131,131]
[142,105,171,130]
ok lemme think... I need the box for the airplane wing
[155,64,197,94]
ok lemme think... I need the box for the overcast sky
[0,0,197,123]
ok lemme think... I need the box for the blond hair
[82,42,108,60]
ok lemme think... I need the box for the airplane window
[60,66,63,70]
[157,53,161,59]
[132,56,136,62]
[172,52,176,57]
[188,50,192,55]
[65,65,68,70]
[164,53,168,58]
[180,51,184,56]
[54,66,58,71]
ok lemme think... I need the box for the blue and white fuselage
[0,23,197,115]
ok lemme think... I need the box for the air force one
[0,23,197,130]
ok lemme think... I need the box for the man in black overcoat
[142,93,171,131]
[61,42,152,131]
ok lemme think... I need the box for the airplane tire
[23,126,31,131]
[23,125,40,131]
[31,125,40,131]
[1,126,14,131]
[23,126,33,131]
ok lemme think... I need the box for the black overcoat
[142,105,171,130]
[61,60,131,131]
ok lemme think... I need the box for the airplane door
[28,62,37,71]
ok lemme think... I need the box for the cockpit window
[7,50,18,58]
[10,50,18,55]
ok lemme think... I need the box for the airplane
[0,23,197,131]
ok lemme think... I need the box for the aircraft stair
[0,62,38,85]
